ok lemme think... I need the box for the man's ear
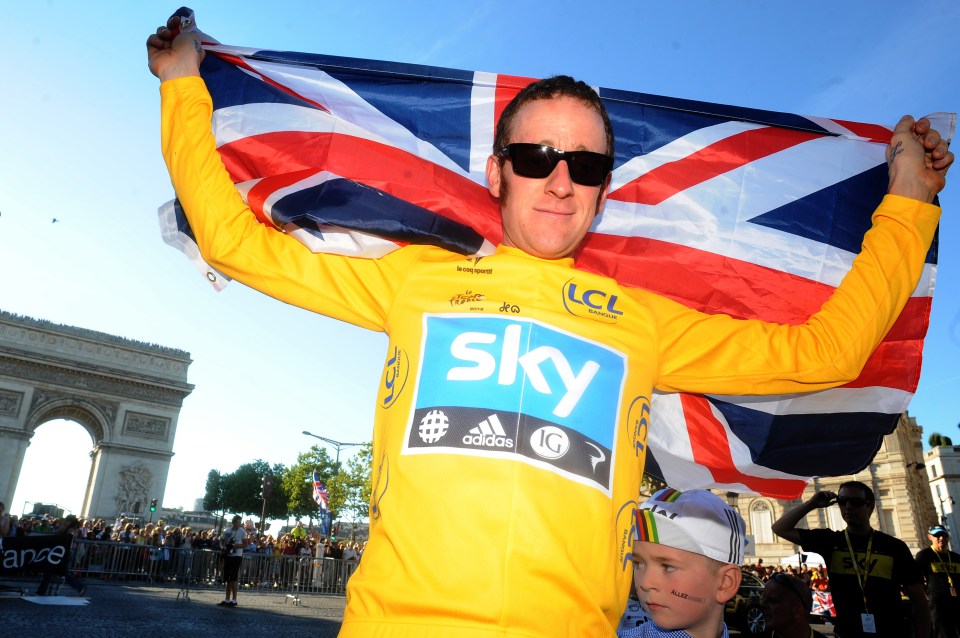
[715,564,742,604]
[594,173,611,216]
[486,154,503,198]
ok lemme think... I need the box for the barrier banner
[0,534,71,576]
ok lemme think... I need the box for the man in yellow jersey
[148,11,951,637]
[772,481,930,638]
[916,525,960,638]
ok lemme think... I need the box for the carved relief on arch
[115,463,153,515]
[0,388,24,417]
[26,389,116,444]
[122,412,170,441]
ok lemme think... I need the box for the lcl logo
[562,279,624,323]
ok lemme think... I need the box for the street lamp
[938,495,956,528]
[302,430,364,465]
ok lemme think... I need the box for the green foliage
[201,441,373,531]
[220,460,287,518]
[203,470,224,514]
[336,443,373,527]
[284,445,340,521]
[929,432,954,448]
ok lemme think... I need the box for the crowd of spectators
[6,512,366,563]
[743,559,830,591]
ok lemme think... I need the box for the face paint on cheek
[671,589,706,604]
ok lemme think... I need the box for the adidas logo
[463,414,514,448]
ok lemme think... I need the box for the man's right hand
[810,491,837,508]
[146,8,205,82]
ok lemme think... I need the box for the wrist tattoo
[194,40,202,56]
[889,141,904,163]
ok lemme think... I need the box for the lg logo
[530,426,569,459]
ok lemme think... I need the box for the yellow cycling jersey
[160,76,940,637]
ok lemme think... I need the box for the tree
[203,470,226,533]
[930,432,954,447]
[331,443,373,540]
[222,459,287,519]
[283,445,340,523]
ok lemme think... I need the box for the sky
[2,0,959,519]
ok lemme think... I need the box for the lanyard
[933,545,955,587]
[844,529,874,611]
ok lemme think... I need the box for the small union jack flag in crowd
[313,470,329,511]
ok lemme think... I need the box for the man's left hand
[887,115,953,203]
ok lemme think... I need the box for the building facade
[923,443,960,543]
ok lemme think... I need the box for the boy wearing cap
[620,488,745,638]
[916,525,960,638]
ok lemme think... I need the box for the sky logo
[415,315,625,446]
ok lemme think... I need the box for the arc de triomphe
[0,311,193,518]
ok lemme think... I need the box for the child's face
[631,540,724,635]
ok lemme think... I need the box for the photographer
[218,515,248,607]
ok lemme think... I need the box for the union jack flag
[160,32,952,500]
[313,470,329,511]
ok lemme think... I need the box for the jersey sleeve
[642,194,940,395]
[159,76,420,332]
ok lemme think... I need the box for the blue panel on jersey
[416,315,626,447]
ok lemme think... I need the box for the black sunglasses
[836,496,870,507]
[497,143,613,187]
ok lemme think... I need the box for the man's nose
[544,158,574,197]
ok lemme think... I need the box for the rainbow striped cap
[635,488,746,565]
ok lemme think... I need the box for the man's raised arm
[146,9,204,82]
[771,491,836,545]
[886,114,952,203]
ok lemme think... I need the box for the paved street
[2,581,346,637]
[2,578,836,637]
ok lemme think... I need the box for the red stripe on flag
[492,74,536,134]
[680,394,807,499]
[245,168,327,226]
[577,234,928,393]
[209,52,331,113]
[840,339,924,391]
[609,127,821,205]
[830,119,892,144]
[217,131,503,243]
[576,233,930,335]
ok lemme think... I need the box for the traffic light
[261,474,274,499]
[150,498,157,512]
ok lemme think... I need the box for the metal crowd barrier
[67,539,359,597]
